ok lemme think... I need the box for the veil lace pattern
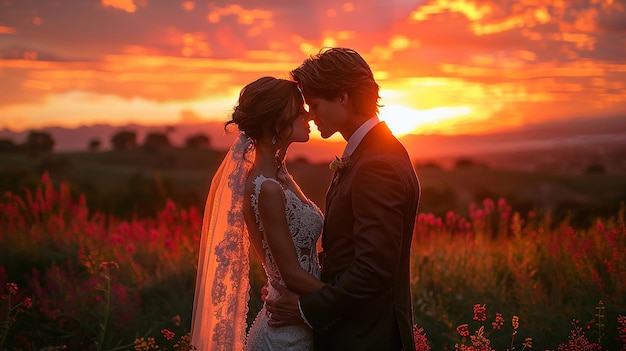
[191,133,255,351]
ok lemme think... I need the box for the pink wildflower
[617,315,626,346]
[109,234,124,244]
[41,172,51,184]
[6,282,18,295]
[23,297,32,309]
[497,198,507,212]
[483,198,495,213]
[99,261,120,277]
[172,314,182,327]
[161,328,175,341]
[413,324,431,351]
[512,315,520,331]
[473,304,487,322]
[457,323,470,337]
[491,313,504,330]
[556,319,599,351]
[150,228,160,240]
[469,333,492,350]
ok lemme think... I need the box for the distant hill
[0,121,239,152]
[1,115,625,169]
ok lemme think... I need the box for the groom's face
[304,96,346,139]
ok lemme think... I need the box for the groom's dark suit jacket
[300,122,420,351]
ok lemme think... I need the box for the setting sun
[379,105,423,136]
[378,104,473,136]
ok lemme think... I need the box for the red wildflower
[617,314,626,346]
[457,323,470,337]
[23,297,33,309]
[6,282,18,295]
[492,312,504,330]
[473,304,487,322]
[161,328,176,341]
[512,315,520,331]
[172,314,182,327]
[413,324,431,351]
[99,261,120,272]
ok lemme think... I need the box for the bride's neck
[254,144,286,174]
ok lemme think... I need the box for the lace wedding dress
[245,175,323,351]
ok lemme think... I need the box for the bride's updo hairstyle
[226,76,304,145]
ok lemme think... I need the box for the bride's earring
[271,136,277,145]
[275,148,283,169]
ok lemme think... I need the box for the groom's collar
[342,117,379,157]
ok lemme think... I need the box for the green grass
[2,149,625,225]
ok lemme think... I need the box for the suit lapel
[322,122,391,251]
[324,122,391,204]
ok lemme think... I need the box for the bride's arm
[258,181,324,295]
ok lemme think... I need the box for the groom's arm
[299,158,411,332]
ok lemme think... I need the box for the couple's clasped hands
[263,281,304,327]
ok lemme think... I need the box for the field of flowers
[1,173,625,350]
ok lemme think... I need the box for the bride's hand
[260,283,269,302]
[265,281,304,327]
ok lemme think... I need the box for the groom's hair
[291,47,381,117]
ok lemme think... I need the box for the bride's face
[283,104,311,144]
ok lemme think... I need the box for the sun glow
[378,104,473,136]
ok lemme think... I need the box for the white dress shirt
[342,116,380,157]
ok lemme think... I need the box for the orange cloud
[0,52,303,109]
[181,1,195,11]
[410,0,491,22]
[206,4,273,27]
[101,0,146,13]
[0,26,16,34]
[472,15,526,35]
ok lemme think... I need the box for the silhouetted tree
[25,131,54,155]
[111,130,137,150]
[88,139,101,152]
[184,134,211,148]
[143,132,171,150]
[454,157,489,169]
[454,158,476,169]
[417,161,443,170]
[584,162,606,174]
[0,138,18,153]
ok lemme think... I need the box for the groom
[266,47,420,350]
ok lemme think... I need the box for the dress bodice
[246,175,322,350]
[251,175,323,283]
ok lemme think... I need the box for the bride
[190,76,324,351]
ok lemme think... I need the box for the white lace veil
[191,132,255,351]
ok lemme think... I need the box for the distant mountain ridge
[1,115,625,164]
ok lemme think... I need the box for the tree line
[0,129,212,154]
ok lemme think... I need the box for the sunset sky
[1,0,625,139]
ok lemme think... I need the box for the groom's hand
[265,281,304,327]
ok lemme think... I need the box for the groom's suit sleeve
[299,157,412,333]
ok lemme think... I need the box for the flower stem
[98,272,112,351]
[0,294,11,347]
